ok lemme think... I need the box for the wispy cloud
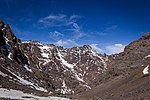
[38,14,120,53]
[90,44,103,53]
[38,14,84,42]
[69,15,81,21]
[55,39,79,47]
[49,31,64,38]
[72,23,84,40]
[106,43,126,54]
[38,14,67,27]
[38,14,81,28]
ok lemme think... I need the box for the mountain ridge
[76,32,150,100]
[1,19,150,100]
[0,20,112,97]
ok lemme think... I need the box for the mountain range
[0,20,150,100]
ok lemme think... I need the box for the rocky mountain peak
[0,20,20,44]
[0,20,112,96]
[141,32,150,40]
[0,19,4,29]
[82,45,92,50]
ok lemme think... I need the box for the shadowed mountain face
[1,20,150,100]
[0,20,112,96]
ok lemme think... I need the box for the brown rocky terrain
[1,19,150,100]
[0,19,112,98]
[76,32,150,100]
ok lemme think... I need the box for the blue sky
[0,0,150,54]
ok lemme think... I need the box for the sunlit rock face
[0,20,111,95]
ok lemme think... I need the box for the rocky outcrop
[0,20,46,95]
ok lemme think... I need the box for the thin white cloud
[114,44,123,47]
[38,14,81,27]
[49,31,64,37]
[106,43,126,54]
[38,14,67,27]
[72,23,84,40]
[55,39,79,47]
[38,14,84,40]
[73,23,80,30]
[70,15,81,21]
[90,44,103,53]
[44,14,66,20]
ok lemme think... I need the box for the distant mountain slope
[77,32,150,100]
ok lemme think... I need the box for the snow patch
[0,71,8,77]
[57,50,84,82]
[60,80,72,94]
[144,55,150,59]
[16,75,47,92]
[38,57,51,65]
[3,68,47,92]
[22,41,30,43]
[23,64,32,72]
[38,45,51,58]
[143,65,149,75]
[74,74,84,82]
[4,37,12,61]
[37,45,53,65]
[57,51,74,69]
[0,88,71,100]
[2,28,5,31]
[82,84,91,89]
[4,37,9,44]
[91,50,107,70]
[8,52,13,60]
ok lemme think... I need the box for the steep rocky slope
[20,40,110,94]
[0,20,49,96]
[77,32,150,100]
[0,20,111,97]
